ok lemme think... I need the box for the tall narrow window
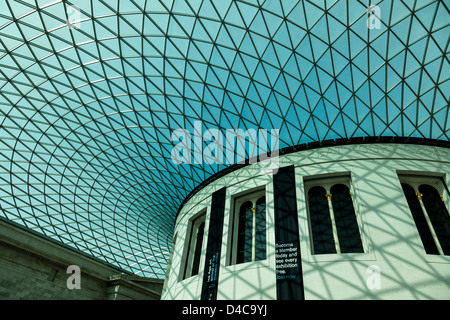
[181,213,206,280]
[420,185,450,255]
[306,177,364,255]
[191,221,205,276]
[236,201,253,264]
[400,176,450,256]
[401,183,439,254]
[331,184,364,253]
[231,190,267,265]
[308,186,336,254]
[254,196,267,261]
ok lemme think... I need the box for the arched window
[181,213,206,280]
[419,184,450,255]
[191,221,205,276]
[236,201,253,264]
[399,175,450,256]
[308,186,336,254]
[306,178,364,255]
[255,196,267,261]
[231,191,267,265]
[331,184,364,253]
[401,183,439,254]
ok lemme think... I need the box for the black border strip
[273,165,304,300]
[201,187,227,300]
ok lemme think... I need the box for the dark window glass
[419,184,450,255]
[237,201,253,264]
[308,186,336,254]
[255,196,266,261]
[402,183,439,254]
[331,184,364,253]
[191,221,205,276]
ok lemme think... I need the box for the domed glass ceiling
[0,0,448,278]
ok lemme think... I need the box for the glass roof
[0,0,448,278]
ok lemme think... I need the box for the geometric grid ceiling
[0,0,448,278]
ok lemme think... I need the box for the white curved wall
[162,143,450,300]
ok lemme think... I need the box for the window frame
[179,210,207,281]
[229,188,267,266]
[304,175,365,255]
[398,174,450,257]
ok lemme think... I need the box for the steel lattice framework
[0,0,449,278]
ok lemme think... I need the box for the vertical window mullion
[251,205,256,262]
[327,193,341,254]
[308,186,336,254]
[417,193,444,255]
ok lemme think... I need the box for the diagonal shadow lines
[0,0,448,278]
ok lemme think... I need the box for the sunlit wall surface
[0,0,449,278]
[162,144,450,300]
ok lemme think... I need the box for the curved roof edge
[176,136,450,219]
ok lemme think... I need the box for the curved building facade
[162,141,450,300]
